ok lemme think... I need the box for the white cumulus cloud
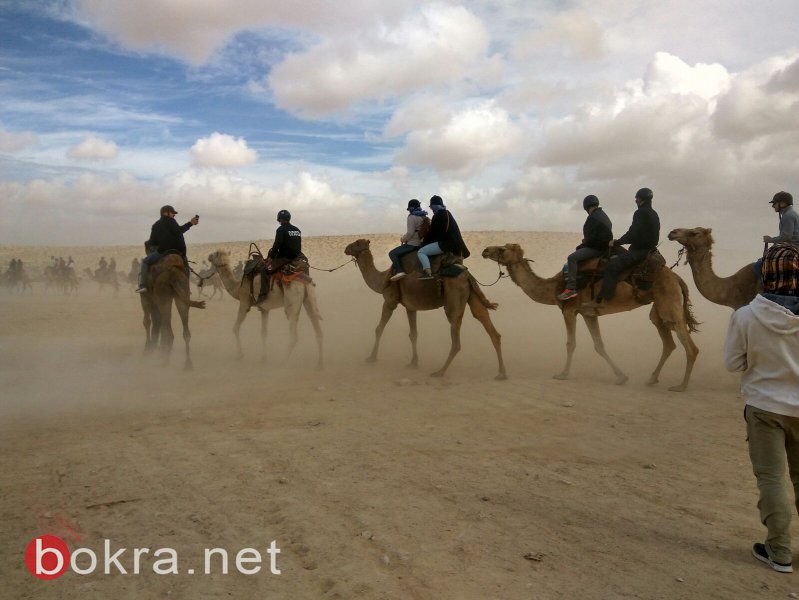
[66,135,119,160]
[190,132,258,168]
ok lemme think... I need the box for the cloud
[268,4,490,117]
[395,101,523,173]
[190,132,258,168]
[66,136,119,161]
[513,9,605,62]
[0,127,38,153]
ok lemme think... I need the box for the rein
[308,258,356,272]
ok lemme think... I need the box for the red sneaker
[557,288,578,301]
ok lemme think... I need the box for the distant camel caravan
[344,239,506,380]
[140,254,205,370]
[44,265,79,294]
[83,266,119,294]
[482,244,699,391]
[207,250,324,368]
[667,227,760,309]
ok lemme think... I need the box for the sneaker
[418,271,434,280]
[390,272,407,281]
[134,285,147,294]
[557,288,578,301]
[752,543,793,573]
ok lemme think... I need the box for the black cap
[770,191,793,206]
[160,205,177,215]
[429,195,444,206]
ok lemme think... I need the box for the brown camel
[482,244,699,391]
[140,254,205,370]
[343,239,506,379]
[667,227,761,309]
[207,250,323,368]
[83,266,120,294]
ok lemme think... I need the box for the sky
[1,0,798,248]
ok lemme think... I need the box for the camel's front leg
[158,299,175,364]
[553,310,578,380]
[232,305,249,360]
[406,309,419,368]
[303,294,324,370]
[431,305,465,377]
[649,307,698,392]
[282,300,302,365]
[366,300,398,363]
[467,295,506,380]
[582,315,628,385]
[141,299,154,353]
[175,297,193,371]
[259,308,269,362]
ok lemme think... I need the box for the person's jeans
[564,247,604,290]
[417,242,443,271]
[139,251,163,286]
[746,405,799,564]
[388,244,419,272]
[600,248,650,300]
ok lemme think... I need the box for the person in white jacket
[388,199,428,282]
[724,243,799,573]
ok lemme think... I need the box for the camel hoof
[365,356,378,364]
[646,377,659,386]
[552,373,569,381]
[668,384,687,392]
[430,370,445,378]
[495,373,508,381]
[405,361,418,369]
[615,374,629,385]
[184,363,193,371]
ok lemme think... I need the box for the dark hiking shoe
[557,288,578,301]
[752,543,793,573]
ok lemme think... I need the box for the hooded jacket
[723,293,799,416]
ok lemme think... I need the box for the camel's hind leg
[282,292,303,365]
[431,303,466,378]
[232,304,250,360]
[553,311,578,381]
[259,309,270,362]
[466,294,506,380]
[158,299,175,365]
[648,306,698,392]
[582,314,628,385]
[302,292,324,370]
[366,300,398,363]
[175,296,193,371]
[406,309,418,369]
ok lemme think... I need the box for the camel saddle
[398,249,467,278]
[573,248,666,292]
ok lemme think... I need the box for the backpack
[417,216,432,240]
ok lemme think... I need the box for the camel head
[344,239,371,258]
[667,227,714,251]
[207,250,230,268]
[482,244,525,266]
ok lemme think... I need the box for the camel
[343,239,506,379]
[83,266,120,294]
[192,268,225,300]
[667,227,761,309]
[44,266,79,294]
[482,244,699,391]
[139,254,205,370]
[207,250,323,368]
[3,269,33,294]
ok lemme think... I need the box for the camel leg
[303,294,324,370]
[648,307,698,392]
[366,300,398,363]
[232,304,249,360]
[158,299,175,365]
[175,296,193,371]
[141,302,154,353]
[467,294,506,380]
[431,304,465,378]
[282,296,303,365]
[669,321,699,392]
[582,315,628,385]
[646,306,677,388]
[406,309,419,369]
[259,308,270,362]
[553,310,578,380]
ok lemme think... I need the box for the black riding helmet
[277,209,291,221]
[770,191,793,206]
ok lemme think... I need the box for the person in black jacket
[255,209,302,306]
[597,187,660,302]
[135,205,198,293]
[557,195,613,301]
[416,195,470,280]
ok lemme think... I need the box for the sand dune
[0,231,786,599]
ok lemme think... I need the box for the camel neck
[355,251,390,294]
[506,260,560,305]
[214,262,242,298]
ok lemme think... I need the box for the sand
[1,231,794,599]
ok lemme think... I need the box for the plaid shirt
[762,244,799,296]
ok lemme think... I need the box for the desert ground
[1,231,797,599]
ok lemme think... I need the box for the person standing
[557,195,613,301]
[255,209,301,306]
[388,199,428,282]
[135,205,199,293]
[597,187,659,302]
[724,244,799,573]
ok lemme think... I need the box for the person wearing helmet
[255,209,302,306]
[557,195,613,301]
[135,205,199,293]
[597,187,660,302]
[388,199,429,282]
[764,191,799,246]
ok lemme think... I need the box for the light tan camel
[83,266,120,294]
[344,239,506,379]
[45,266,79,294]
[667,227,761,309]
[192,268,225,300]
[207,250,323,368]
[140,254,206,370]
[482,244,699,391]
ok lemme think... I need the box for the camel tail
[170,270,206,310]
[467,274,498,310]
[305,280,323,320]
[678,276,700,333]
